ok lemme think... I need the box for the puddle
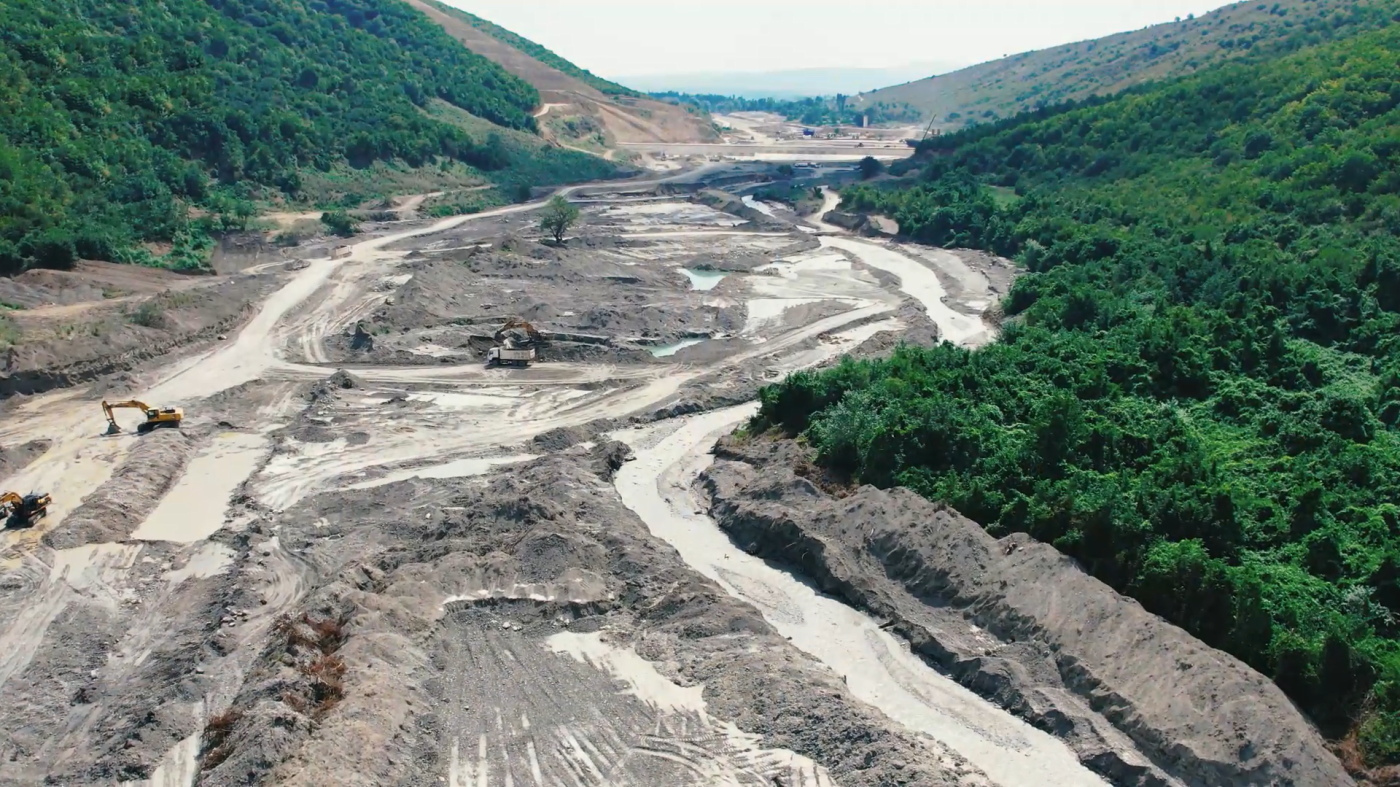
[164,542,236,584]
[679,268,726,291]
[345,454,537,490]
[741,195,777,217]
[650,338,707,358]
[132,432,268,543]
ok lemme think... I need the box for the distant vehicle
[802,128,814,137]
[487,318,544,367]
[486,346,536,367]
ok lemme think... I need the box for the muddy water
[132,431,268,542]
[679,268,726,291]
[612,406,1110,787]
[821,236,986,345]
[650,337,708,357]
[741,195,777,217]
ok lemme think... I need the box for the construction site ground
[0,164,1349,787]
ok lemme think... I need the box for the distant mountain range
[616,62,966,99]
[854,0,1398,129]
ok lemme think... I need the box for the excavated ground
[0,167,1351,787]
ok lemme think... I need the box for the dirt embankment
[201,448,981,787]
[2,274,277,398]
[0,440,50,481]
[701,434,1355,787]
[43,430,198,550]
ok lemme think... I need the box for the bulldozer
[2,491,51,529]
[102,400,183,435]
[487,318,544,368]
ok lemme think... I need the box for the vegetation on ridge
[757,22,1400,764]
[0,0,613,275]
[858,0,1400,128]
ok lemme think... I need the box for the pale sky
[443,0,1239,78]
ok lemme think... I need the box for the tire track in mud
[438,608,835,787]
[0,543,140,691]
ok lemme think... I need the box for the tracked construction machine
[2,491,51,529]
[102,400,183,435]
[487,318,544,367]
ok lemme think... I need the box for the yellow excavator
[2,491,51,529]
[102,400,183,435]
[486,318,544,367]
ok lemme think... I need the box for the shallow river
[612,405,1110,787]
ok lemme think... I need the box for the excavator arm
[103,400,151,434]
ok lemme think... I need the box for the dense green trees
[0,0,608,274]
[758,23,1400,762]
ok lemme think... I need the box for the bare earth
[0,165,1352,787]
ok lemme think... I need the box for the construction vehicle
[2,491,51,529]
[905,114,940,148]
[487,318,543,368]
[102,400,183,435]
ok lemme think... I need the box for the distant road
[619,141,914,162]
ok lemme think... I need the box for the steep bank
[701,433,1354,787]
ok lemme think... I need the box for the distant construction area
[623,112,919,165]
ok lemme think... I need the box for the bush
[128,300,165,328]
[320,211,359,238]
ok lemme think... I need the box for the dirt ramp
[703,435,1354,787]
[44,430,198,549]
[0,439,51,481]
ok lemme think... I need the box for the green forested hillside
[859,0,1399,129]
[758,23,1400,762]
[0,0,612,274]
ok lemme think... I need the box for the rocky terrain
[702,434,1353,787]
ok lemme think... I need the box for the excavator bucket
[105,421,123,436]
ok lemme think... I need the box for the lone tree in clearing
[539,195,580,244]
[858,156,883,180]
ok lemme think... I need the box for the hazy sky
[443,0,1239,78]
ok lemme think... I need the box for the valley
[2,0,1396,785]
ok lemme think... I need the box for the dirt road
[0,168,1307,787]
